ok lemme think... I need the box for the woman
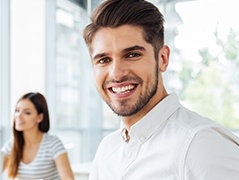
[1,92,74,179]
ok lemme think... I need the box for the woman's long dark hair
[7,92,50,178]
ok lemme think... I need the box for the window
[53,0,107,167]
[1,0,238,179]
[163,0,239,130]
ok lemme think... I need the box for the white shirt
[1,133,66,180]
[89,93,239,180]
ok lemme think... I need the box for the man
[83,0,239,179]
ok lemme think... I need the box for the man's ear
[159,45,170,72]
[37,113,43,123]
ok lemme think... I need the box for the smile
[111,84,135,94]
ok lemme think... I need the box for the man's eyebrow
[122,45,146,53]
[92,53,108,61]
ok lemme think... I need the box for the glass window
[162,0,239,130]
[54,0,96,167]
[1,0,239,179]
[55,5,82,128]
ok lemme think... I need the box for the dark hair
[83,0,165,57]
[7,92,50,178]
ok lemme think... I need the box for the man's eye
[99,58,110,64]
[127,52,141,58]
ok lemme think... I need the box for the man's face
[90,25,168,118]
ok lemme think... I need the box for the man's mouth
[111,84,136,94]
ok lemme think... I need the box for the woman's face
[14,99,42,132]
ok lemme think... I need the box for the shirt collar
[121,93,181,143]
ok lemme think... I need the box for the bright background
[1,0,239,179]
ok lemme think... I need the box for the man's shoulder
[170,106,216,132]
[96,129,122,155]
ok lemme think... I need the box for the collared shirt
[89,93,239,180]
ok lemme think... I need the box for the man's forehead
[90,25,146,54]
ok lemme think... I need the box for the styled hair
[83,0,165,56]
[7,92,50,178]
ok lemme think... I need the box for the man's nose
[109,59,128,81]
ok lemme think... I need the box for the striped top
[1,133,66,180]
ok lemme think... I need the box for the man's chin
[112,107,137,117]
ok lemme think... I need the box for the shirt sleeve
[184,126,239,180]
[50,135,67,159]
[1,138,13,157]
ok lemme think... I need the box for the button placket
[121,137,142,175]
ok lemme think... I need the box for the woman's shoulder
[44,133,60,140]
[42,133,66,158]
[42,133,63,145]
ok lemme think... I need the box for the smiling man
[91,25,169,128]
[83,0,239,179]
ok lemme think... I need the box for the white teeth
[112,85,135,93]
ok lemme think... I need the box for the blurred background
[1,0,239,179]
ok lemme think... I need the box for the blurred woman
[1,92,74,180]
